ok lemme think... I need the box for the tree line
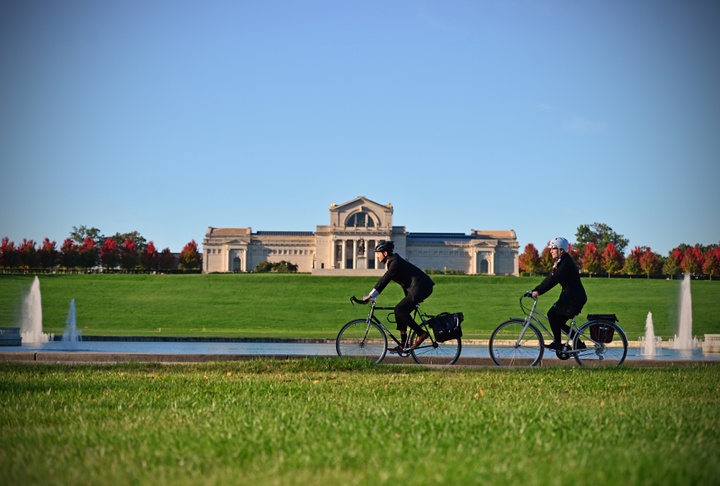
[0,226,202,273]
[519,222,720,279]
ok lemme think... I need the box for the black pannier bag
[428,312,464,342]
[587,314,617,344]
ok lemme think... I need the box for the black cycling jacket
[373,253,434,300]
[532,252,587,317]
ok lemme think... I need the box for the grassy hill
[1,274,718,340]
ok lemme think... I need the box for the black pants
[395,288,433,335]
[548,306,574,344]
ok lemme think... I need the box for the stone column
[352,239,358,270]
[341,240,347,269]
[331,239,336,269]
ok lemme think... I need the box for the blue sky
[2,0,718,256]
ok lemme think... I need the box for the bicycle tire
[336,319,387,364]
[489,318,544,367]
[573,320,628,367]
[409,330,462,365]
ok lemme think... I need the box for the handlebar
[350,296,372,305]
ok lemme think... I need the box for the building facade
[202,196,519,276]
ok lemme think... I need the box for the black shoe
[389,345,403,354]
[574,340,587,350]
[545,342,565,351]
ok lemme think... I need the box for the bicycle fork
[514,319,535,348]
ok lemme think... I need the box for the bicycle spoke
[411,335,461,365]
[336,319,387,364]
[574,321,628,367]
[489,319,543,366]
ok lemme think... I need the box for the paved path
[1,339,718,367]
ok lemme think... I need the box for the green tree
[622,254,641,276]
[519,243,541,275]
[575,222,629,256]
[71,226,103,245]
[255,261,273,273]
[581,242,602,276]
[112,231,148,252]
[663,249,682,277]
[274,261,298,273]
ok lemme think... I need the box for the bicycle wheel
[409,329,462,365]
[489,318,544,367]
[336,319,387,364]
[573,320,628,367]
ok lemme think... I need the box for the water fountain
[673,274,696,350]
[62,299,82,342]
[641,311,658,356]
[20,276,53,343]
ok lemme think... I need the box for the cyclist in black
[362,240,435,352]
[531,237,588,351]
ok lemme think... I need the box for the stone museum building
[202,196,519,276]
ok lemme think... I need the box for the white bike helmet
[548,237,569,252]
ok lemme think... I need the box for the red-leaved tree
[601,243,624,277]
[120,238,139,272]
[100,238,120,271]
[18,239,37,270]
[0,238,19,270]
[539,246,554,273]
[581,242,602,276]
[79,237,99,270]
[519,243,541,275]
[179,240,202,272]
[703,246,720,280]
[141,241,159,272]
[59,238,79,271]
[159,248,175,273]
[682,245,704,275]
[639,247,661,278]
[37,238,58,271]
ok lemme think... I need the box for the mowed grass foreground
[1,274,719,340]
[1,360,719,486]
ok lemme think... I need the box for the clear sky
[2,0,719,256]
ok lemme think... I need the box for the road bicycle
[488,292,628,367]
[336,297,462,365]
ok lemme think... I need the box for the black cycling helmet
[374,240,394,253]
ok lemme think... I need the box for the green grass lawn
[1,360,719,486]
[1,274,718,340]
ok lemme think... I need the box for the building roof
[255,231,315,237]
[206,227,250,236]
[407,232,471,241]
